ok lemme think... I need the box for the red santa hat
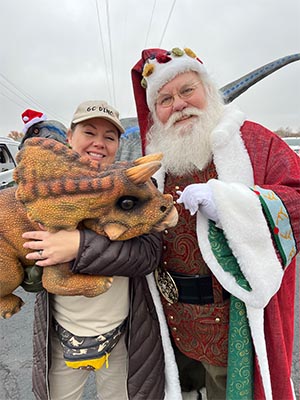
[131,47,207,155]
[21,109,47,133]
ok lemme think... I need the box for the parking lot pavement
[1,256,299,400]
[0,289,96,400]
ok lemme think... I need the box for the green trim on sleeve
[251,186,296,267]
[208,221,251,291]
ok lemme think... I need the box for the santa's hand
[177,183,219,223]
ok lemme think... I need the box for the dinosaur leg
[42,263,113,297]
[0,294,24,319]
[0,259,25,319]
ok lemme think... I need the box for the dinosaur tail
[220,53,300,103]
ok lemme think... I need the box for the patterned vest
[161,162,229,366]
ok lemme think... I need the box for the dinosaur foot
[43,274,114,297]
[82,276,114,297]
[0,294,25,319]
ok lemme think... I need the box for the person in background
[130,47,300,400]
[22,100,181,400]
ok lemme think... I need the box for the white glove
[177,183,219,223]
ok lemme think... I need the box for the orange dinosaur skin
[0,138,178,319]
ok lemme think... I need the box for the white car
[282,137,300,154]
[0,137,19,190]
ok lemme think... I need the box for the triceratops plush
[0,138,178,319]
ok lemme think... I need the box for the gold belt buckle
[154,266,178,304]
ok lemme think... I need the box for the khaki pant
[49,330,128,400]
[174,345,227,400]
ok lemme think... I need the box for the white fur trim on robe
[146,273,182,400]
[201,180,283,308]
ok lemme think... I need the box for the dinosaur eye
[117,196,138,210]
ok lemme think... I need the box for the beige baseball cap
[71,100,125,134]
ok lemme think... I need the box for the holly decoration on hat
[142,63,154,77]
[171,47,184,57]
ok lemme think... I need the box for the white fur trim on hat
[22,115,47,133]
[143,48,207,111]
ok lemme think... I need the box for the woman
[22,100,175,400]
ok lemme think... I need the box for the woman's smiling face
[67,117,119,165]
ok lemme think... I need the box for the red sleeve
[241,121,300,253]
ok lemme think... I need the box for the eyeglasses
[156,81,202,108]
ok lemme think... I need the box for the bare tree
[8,131,24,142]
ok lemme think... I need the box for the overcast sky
[1,0,299,136]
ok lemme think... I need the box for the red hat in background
[21,109,47,133]
[131,47,205,155]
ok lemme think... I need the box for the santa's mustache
[165,107,205,129]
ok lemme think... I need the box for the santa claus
[131,47,300,400]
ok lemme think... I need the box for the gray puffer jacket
[32,230,165,400]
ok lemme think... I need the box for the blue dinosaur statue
[19,108,67,150]
[220,53,300,103]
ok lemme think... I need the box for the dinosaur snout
[153,202,178,232]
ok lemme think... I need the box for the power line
[105,0,116,106]
[0,73,68,124]
[144,0,157,48]
[0,90,31,110]
[0,81,34,109]
[95,0,113,103]
[0,73,67,122]
[158,0,177,47]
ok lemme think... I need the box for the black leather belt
[154,267,230,305]
[170,272,229,305]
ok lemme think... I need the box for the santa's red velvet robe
[148,104,300,400]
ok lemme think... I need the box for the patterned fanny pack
[53,318,127,370]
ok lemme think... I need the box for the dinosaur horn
[126,161,161,184]
[133,152,163,165]
[220,53,300,103]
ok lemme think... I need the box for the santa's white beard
[147,94,225,175]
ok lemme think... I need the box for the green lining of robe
[208,221,253,399]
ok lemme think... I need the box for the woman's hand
[22,229,80,267]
